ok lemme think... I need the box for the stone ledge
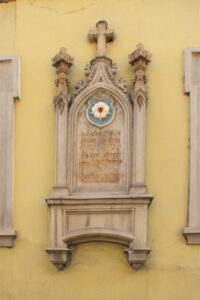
[0,230,17,247]
[46,193,153,206]
[46,193,153,200]
[183,227,200,244]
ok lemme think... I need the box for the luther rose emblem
[86,98,115,128]
[91,101,110,120]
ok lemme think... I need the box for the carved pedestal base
[46,194,153,269]
[46,248,71,270]
[0,230,17,247]
[125,247,150,269]
[183,227,200,244]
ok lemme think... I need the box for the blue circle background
[87,98,114,126]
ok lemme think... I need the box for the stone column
[128,44,151,194]
[46,48,73,269]
[51,48,73,196]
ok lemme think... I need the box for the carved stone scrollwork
[75,79,86,96]
[75,64,97,96]
[106,62,117,80]
[84,63,96,81]
[116,77,127,93]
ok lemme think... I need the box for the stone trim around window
[0,55,21,247]
[183,47,200,244]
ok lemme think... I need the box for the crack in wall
[28,1,95,15]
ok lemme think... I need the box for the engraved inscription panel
[72,94,128,194]
[78,129,122,183]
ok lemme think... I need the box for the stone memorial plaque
[71,92,130,194]
[46,21,153,270]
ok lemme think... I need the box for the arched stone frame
[67,84,132,195]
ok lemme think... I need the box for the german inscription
[76,129,123,183]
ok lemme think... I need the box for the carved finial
[88,20,115,56]
[52,47,74,94]
[129,43,151,91]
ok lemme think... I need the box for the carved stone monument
[46,21,153,270]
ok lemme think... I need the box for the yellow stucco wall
[0,0,200,299]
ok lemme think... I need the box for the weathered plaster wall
[0,1,15,52]
[0,0,199,299]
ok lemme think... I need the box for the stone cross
[88,20,115,56]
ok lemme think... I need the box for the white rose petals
[91,101,110,120]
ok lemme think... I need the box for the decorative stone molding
[183,47,200,244]
[116,77,127,93]
[0,55,21,247]
[46,21,153,270]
